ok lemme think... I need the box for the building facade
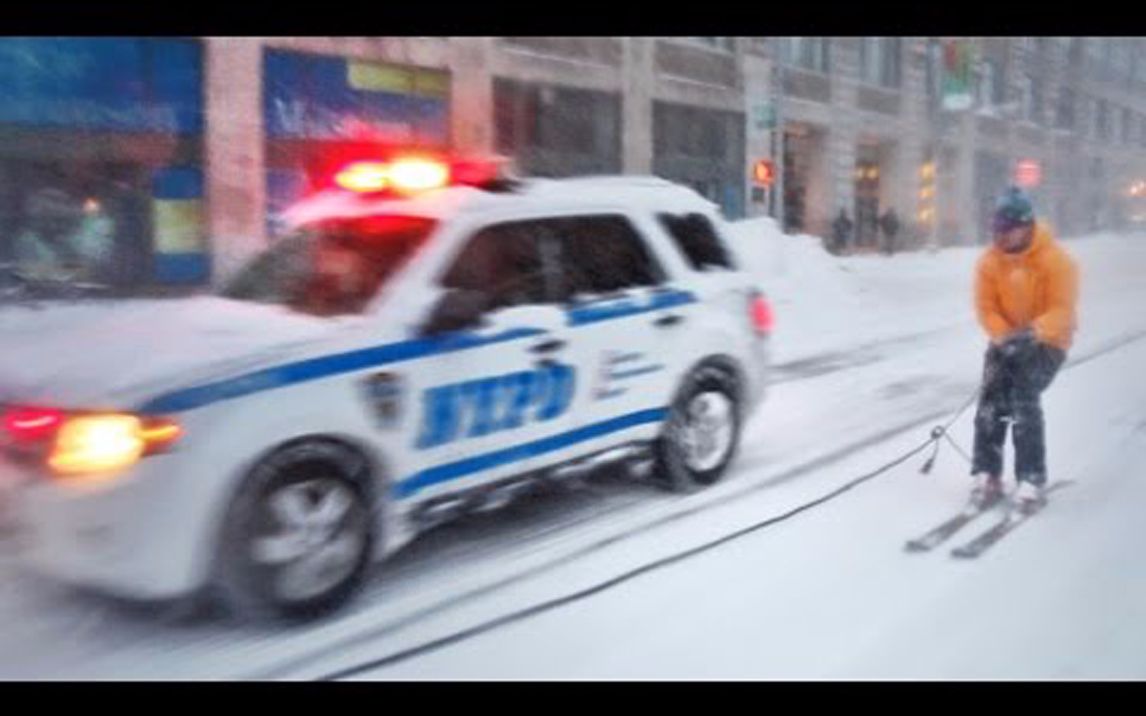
[2,37,1145,290]
[767,36,1146,247]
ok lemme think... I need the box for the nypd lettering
[416,362,577,449]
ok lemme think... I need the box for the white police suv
[0,154,772,621]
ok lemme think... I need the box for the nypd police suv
[0,154,772,621]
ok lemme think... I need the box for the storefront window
[860,38,901,89]
[494,79,622,177]
[1021,74,1043,124]
[1096,99,1110,140]
[683,38,735,52]
[652,101,745,219]
[976,59,1005,109]
[6,176,116,284]
[1055,88,1075,130]
[782,38,830,74]
[0,38,205,291]
[1111,39,1131,79]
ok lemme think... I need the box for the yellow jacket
[974,222,1079,351]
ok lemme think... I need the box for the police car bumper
[2,454,203,600]
[744,339,770,413]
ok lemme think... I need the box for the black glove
[999,327,1037,358]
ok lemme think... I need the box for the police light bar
[332,154,515,195]
[335,157,450,194]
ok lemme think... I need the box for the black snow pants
[970,340,1066,486]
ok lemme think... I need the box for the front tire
[213,441,375,623]
[654,365,742,493]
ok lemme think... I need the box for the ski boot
[970,473,1004,509]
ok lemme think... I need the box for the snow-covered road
[1,228,1143,680]
[347,326,1146,680]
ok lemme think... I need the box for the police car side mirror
[421,288,490,336]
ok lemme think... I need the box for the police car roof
[282,175,719,230]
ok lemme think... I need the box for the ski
[949,481,1071,559]
[903,498,1001,553]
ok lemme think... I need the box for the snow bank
[723,218,1140,364]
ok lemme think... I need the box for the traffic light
[1015,160,1042,189]
[753,159,776,187]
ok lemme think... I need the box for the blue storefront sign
[263,49,451,236]
[0,37,202,134]
[263,49,449,144]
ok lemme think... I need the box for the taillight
[749,291,774,336]
[3,406,65,445]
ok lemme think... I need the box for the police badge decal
[361,372,404,428]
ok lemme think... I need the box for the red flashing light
[3,406,65,444]
[451,156,513,186]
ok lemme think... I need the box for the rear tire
[654,365,742,493]
[212,441,375,624]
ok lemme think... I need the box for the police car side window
[555,215,665,302]
[657,213,736,271]
[440,221,551,311]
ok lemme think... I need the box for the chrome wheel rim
[677,391,735,473]
[251,478,365,602]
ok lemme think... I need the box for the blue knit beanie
[993,186,1035,233]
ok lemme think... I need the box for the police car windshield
[220,215,437,317]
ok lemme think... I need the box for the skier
[969,187,1079,512]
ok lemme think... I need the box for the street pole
[771,57,786,233]
[930,38,941,252]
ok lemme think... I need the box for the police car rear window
[441,215,665,308]
[657,213,736,271]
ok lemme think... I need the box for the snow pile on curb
[722,219,1136,363]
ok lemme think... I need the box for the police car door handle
[529,338,567,354]
[654,313,685,328]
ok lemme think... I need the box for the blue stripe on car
[139,327,544,413]
[567,289,695,326]
[392,407,668,498]
[139,289,696,414]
